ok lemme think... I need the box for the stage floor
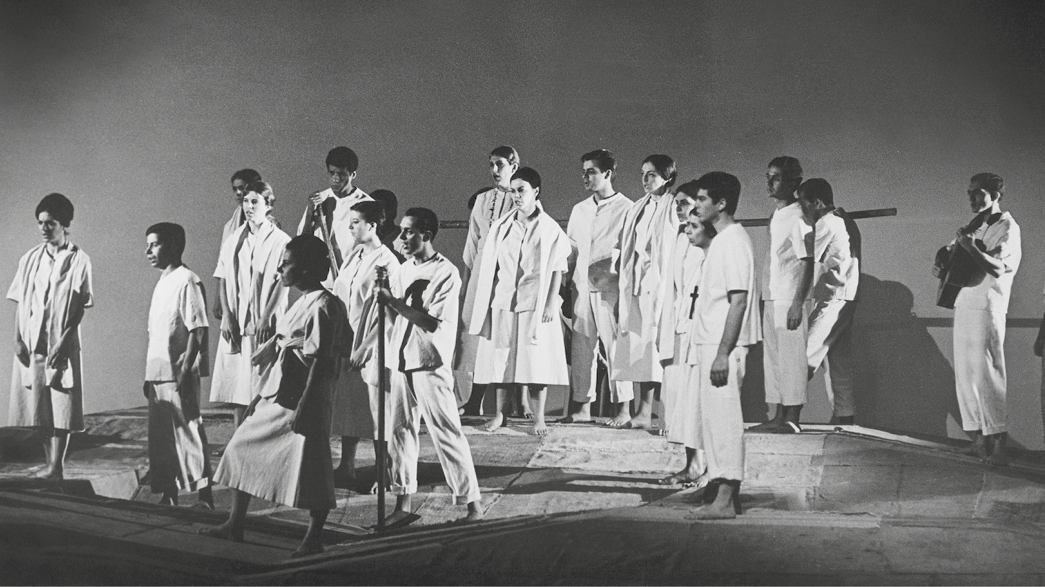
[2,409,1045,584]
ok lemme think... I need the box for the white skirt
[473,309,569,386]
[209,334,257,406]
[214,395,335,510]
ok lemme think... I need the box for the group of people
[5,141,1023,555]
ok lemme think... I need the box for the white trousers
[390,366,481,505]
[953,308,1007,435]
[570,291,634,404]
[147,378,210,494]
[763,300,809,406]
[807,300,856,418]
[692,345,747,481]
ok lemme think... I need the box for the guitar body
[935,242,987,309]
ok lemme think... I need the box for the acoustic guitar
[934,213,999,309]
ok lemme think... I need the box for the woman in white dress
[8,193,93,480]
[468,167,570,436]
[200,235,347,558]
[210,181,290,429]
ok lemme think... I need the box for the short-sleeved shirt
[811,212,859,302]
[762,201,813,301]
[387,253,461,372]
[567,192,631,293]
[674,243,706,334]
[278,289,344,359]
[146,266,209,382]
[333,245,402,333]
[953,210,1021,312]
[296,186,373,264]
[492,212,541,312]
[8,243,93,356]
[691,223,761,347]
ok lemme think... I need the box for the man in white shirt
[798,179,860,425]
[297,146,373,281]
[933,173,1021,465]
[686,172,761,519]
[752,156,813,433]
[144,222,213,508]
[560,149,634,423]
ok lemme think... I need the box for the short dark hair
[798,178,834,207]
[351,200,385,226]
[146,222,187,257]
[581,149,616,173]
[489,145,520,167]
[675,179,701,200]
[768,156,803,184]
[231,168,262,184]
[36,193,74,227]
[642,154,677,188]
[971,172,1004,199]
[285,235,330,282]
[693,171,742,216]
[245,181,276,206]
[404,207,439,240]
[326,146,359,172]
[686,208,719,238]
[370,189,398,223]
[512,166,542,192]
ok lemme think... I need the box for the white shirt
[334,245,402,333]
[146,266,209,382]
[762,201,813,301]
[387,253,461,372]
[953,210,1021,312]
[296,186,373,264]
[464,188,515,270]
[811,212,859,302]
[567,192,631,294]
[691,223,761,347]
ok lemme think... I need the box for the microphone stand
[375,265,388,529]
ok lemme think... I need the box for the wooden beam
[437,207,897,230]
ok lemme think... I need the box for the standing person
[933,173,1021,465]
[752,156,813,433]
[215,169,262,321]
[659,198,714,486]
[374,207,483,525]
[459,146,521,417]
[470,167,570,436]
[612,154,679,429]
[298,146,373,279]
[686,172,761,520]
[200,236,347,558]
[559,149,633,424]
[798,179,861,425]
[369,189,404,258]
[210,182,290,430]
[8,193,93,480]
[143,223,214,507]
[331,201,401,488]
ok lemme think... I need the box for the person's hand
[213,302,223,321]
[710,351,730,387]
[177,369,191,398]
[542,309,556,323]
[932,262,944,279]
[956,227,975,251]
[221,319,240,345]
[786,301,804,331]
[376,286,394,305]
[308,190,326,208]
[1034,336,1044,358]
[46,344,67,370]
[15,336,30,368]
[142,381,151,399]
[256,323,274,344]
[347,349,368,370]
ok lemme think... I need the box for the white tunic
[762,202,813,302]
[296,187,372,275]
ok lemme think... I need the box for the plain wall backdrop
[2,0,1043,446]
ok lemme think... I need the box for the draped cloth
[7,243,93,431]
[613,193,678,382]
[210,221,290,405]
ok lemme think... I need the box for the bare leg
[558,400,592,423]
[770,404,803,433]
[160,490,179,506]
[961,431,987,458]
[291,508,329,558]
[749,404,784,431]
[986,432,1009,466]
[232,405,246,428]
[384,493,417,527]
[527,385,548,436]
[607,400,632,428]
[482,386,510,432]
[688,480,739,520]
[31,431,69,480]
[521,389,534,419]
[198,488,249,541]
[625,383,657,429]
[659,447,708,485]
[197,425,215,509]
[334,436,360,487]
[369,439,389,494]
[462,499,485,522]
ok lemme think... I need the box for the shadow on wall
[850,274,962,438]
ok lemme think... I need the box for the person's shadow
[848,274,961,437]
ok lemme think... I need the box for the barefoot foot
[481,413,505,432]
[624,415,651,430]
[198,524,244,542]
[532,420,548,436]
[290,539,324,558]
[606,413,631,428]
